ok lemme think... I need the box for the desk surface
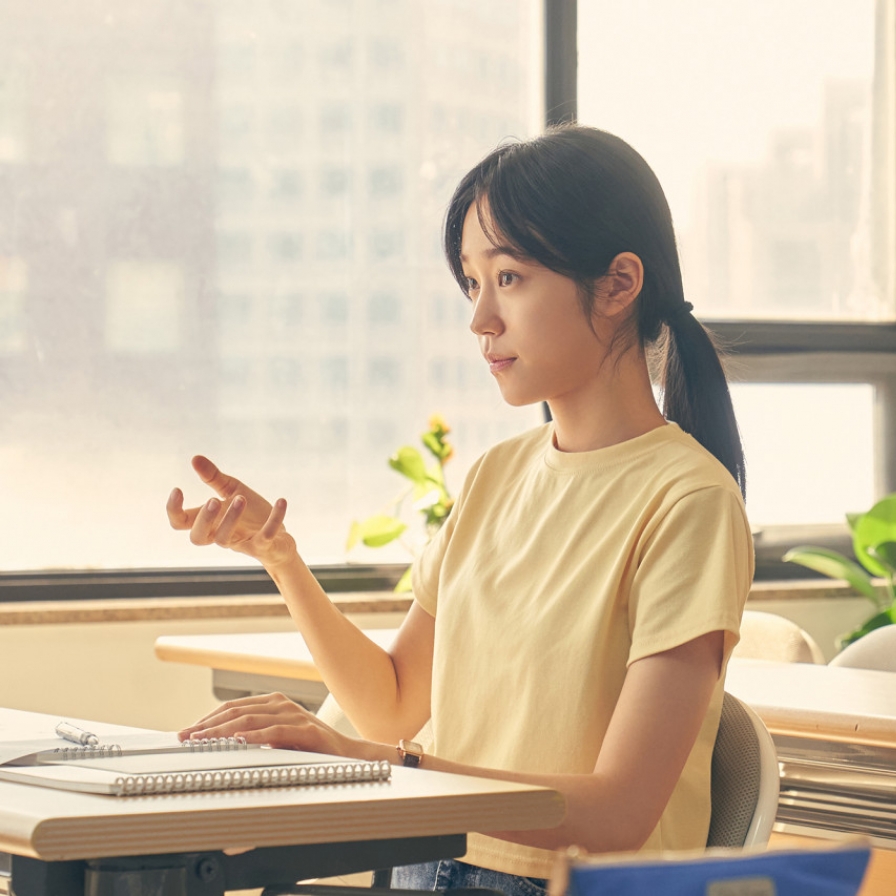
[0,708,563,863]
[155,629,398,684]
[725,658,896,747]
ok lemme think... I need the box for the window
[320,167,350,197]
[370,104,403,135]
[370,230,403,260]
[578,0,894,532]
[369,166,403,197]
[0,258,27,353]
[367,356,402,389]
[217,168,254,213]
[107,78,185,168]
[268,233,303,263]
[579,0,883,322]
[0,64,26,163]
[368,292,401,325]
[105,262,184,354]
[320,292,349,325]
[0,0,543,581]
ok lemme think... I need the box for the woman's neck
[548,351,666,453]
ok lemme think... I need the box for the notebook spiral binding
[182,736,249,751]
[112,759,392,796]
[53,744,123,760]
[53,736,249,760]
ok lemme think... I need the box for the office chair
[707,692,780,848]
[829,624,896,671]
[734,610,826,664]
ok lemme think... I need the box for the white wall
[0,612,404,731]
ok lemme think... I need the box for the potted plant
[783,495,896,648]
[346,416,454,592]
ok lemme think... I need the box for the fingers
[188,498,227,546]
[261,498,288,540]
[166,487,199,531]
[192,455,240,500]
[178,694,309,742]
[213,495,247,545]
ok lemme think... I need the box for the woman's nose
[469,288,502,337]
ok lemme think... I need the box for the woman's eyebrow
[459,245,519,263]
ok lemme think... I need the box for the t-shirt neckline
[544,421,683,472]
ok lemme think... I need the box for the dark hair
[444,125,746,499]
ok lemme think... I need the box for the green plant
[783,494,896,648]
[346,416,454,592]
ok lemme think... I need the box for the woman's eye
[464,277,479,294]
[498,271,517,287]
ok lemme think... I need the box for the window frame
[1,1,892,601]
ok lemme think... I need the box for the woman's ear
[596,252,644,318]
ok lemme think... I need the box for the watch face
[399,739,423,767]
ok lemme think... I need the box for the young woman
[168,125,753,893]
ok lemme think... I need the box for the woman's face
[460,202,612,410]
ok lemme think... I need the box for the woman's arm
[168,456,434,743]
[180,629,724,855]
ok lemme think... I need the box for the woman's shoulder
[653,423,743,497]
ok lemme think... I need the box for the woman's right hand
[167,456,297,570]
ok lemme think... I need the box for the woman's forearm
[265,552,419,742]
[354,741,647,854]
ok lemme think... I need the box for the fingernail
[206,499,219,513]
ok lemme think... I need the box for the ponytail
[660,312,746,499]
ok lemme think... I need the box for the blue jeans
[391,858,548,896]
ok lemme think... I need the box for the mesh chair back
[706,692,761,848]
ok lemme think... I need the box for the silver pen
[55,721,99,746]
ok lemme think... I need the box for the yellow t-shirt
[412,422,754,878]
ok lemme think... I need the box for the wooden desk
[726,659,896,747]
[0,707,563,896]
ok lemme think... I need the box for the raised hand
[167,456,297,569]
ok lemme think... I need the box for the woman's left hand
[178,692,372,758]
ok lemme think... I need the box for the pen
[55,721,99,746]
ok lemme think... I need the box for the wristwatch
[397,739,424,768]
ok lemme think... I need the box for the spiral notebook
[0,736,391,797]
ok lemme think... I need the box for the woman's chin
[495,386,544,409]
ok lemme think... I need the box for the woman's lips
[486,355,515,374]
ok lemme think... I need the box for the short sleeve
[628,486,754,665]
[410,500,457,617]
[410,451,485,617]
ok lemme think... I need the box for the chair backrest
[735,610,826,664]
[829,624,896,671]
[707,692,780,848]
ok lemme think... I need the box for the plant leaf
[422,430,451,461]
[388,446,427,484]
[412,487,442,511]
[853,495,896,577]
[393,565,413,593]
[867,541,896,574]
[348,515,407,548]
[782,546,881,603]
[345,520,363,552]
[836,611,896,650]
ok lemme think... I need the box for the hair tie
[666,301,694,326]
